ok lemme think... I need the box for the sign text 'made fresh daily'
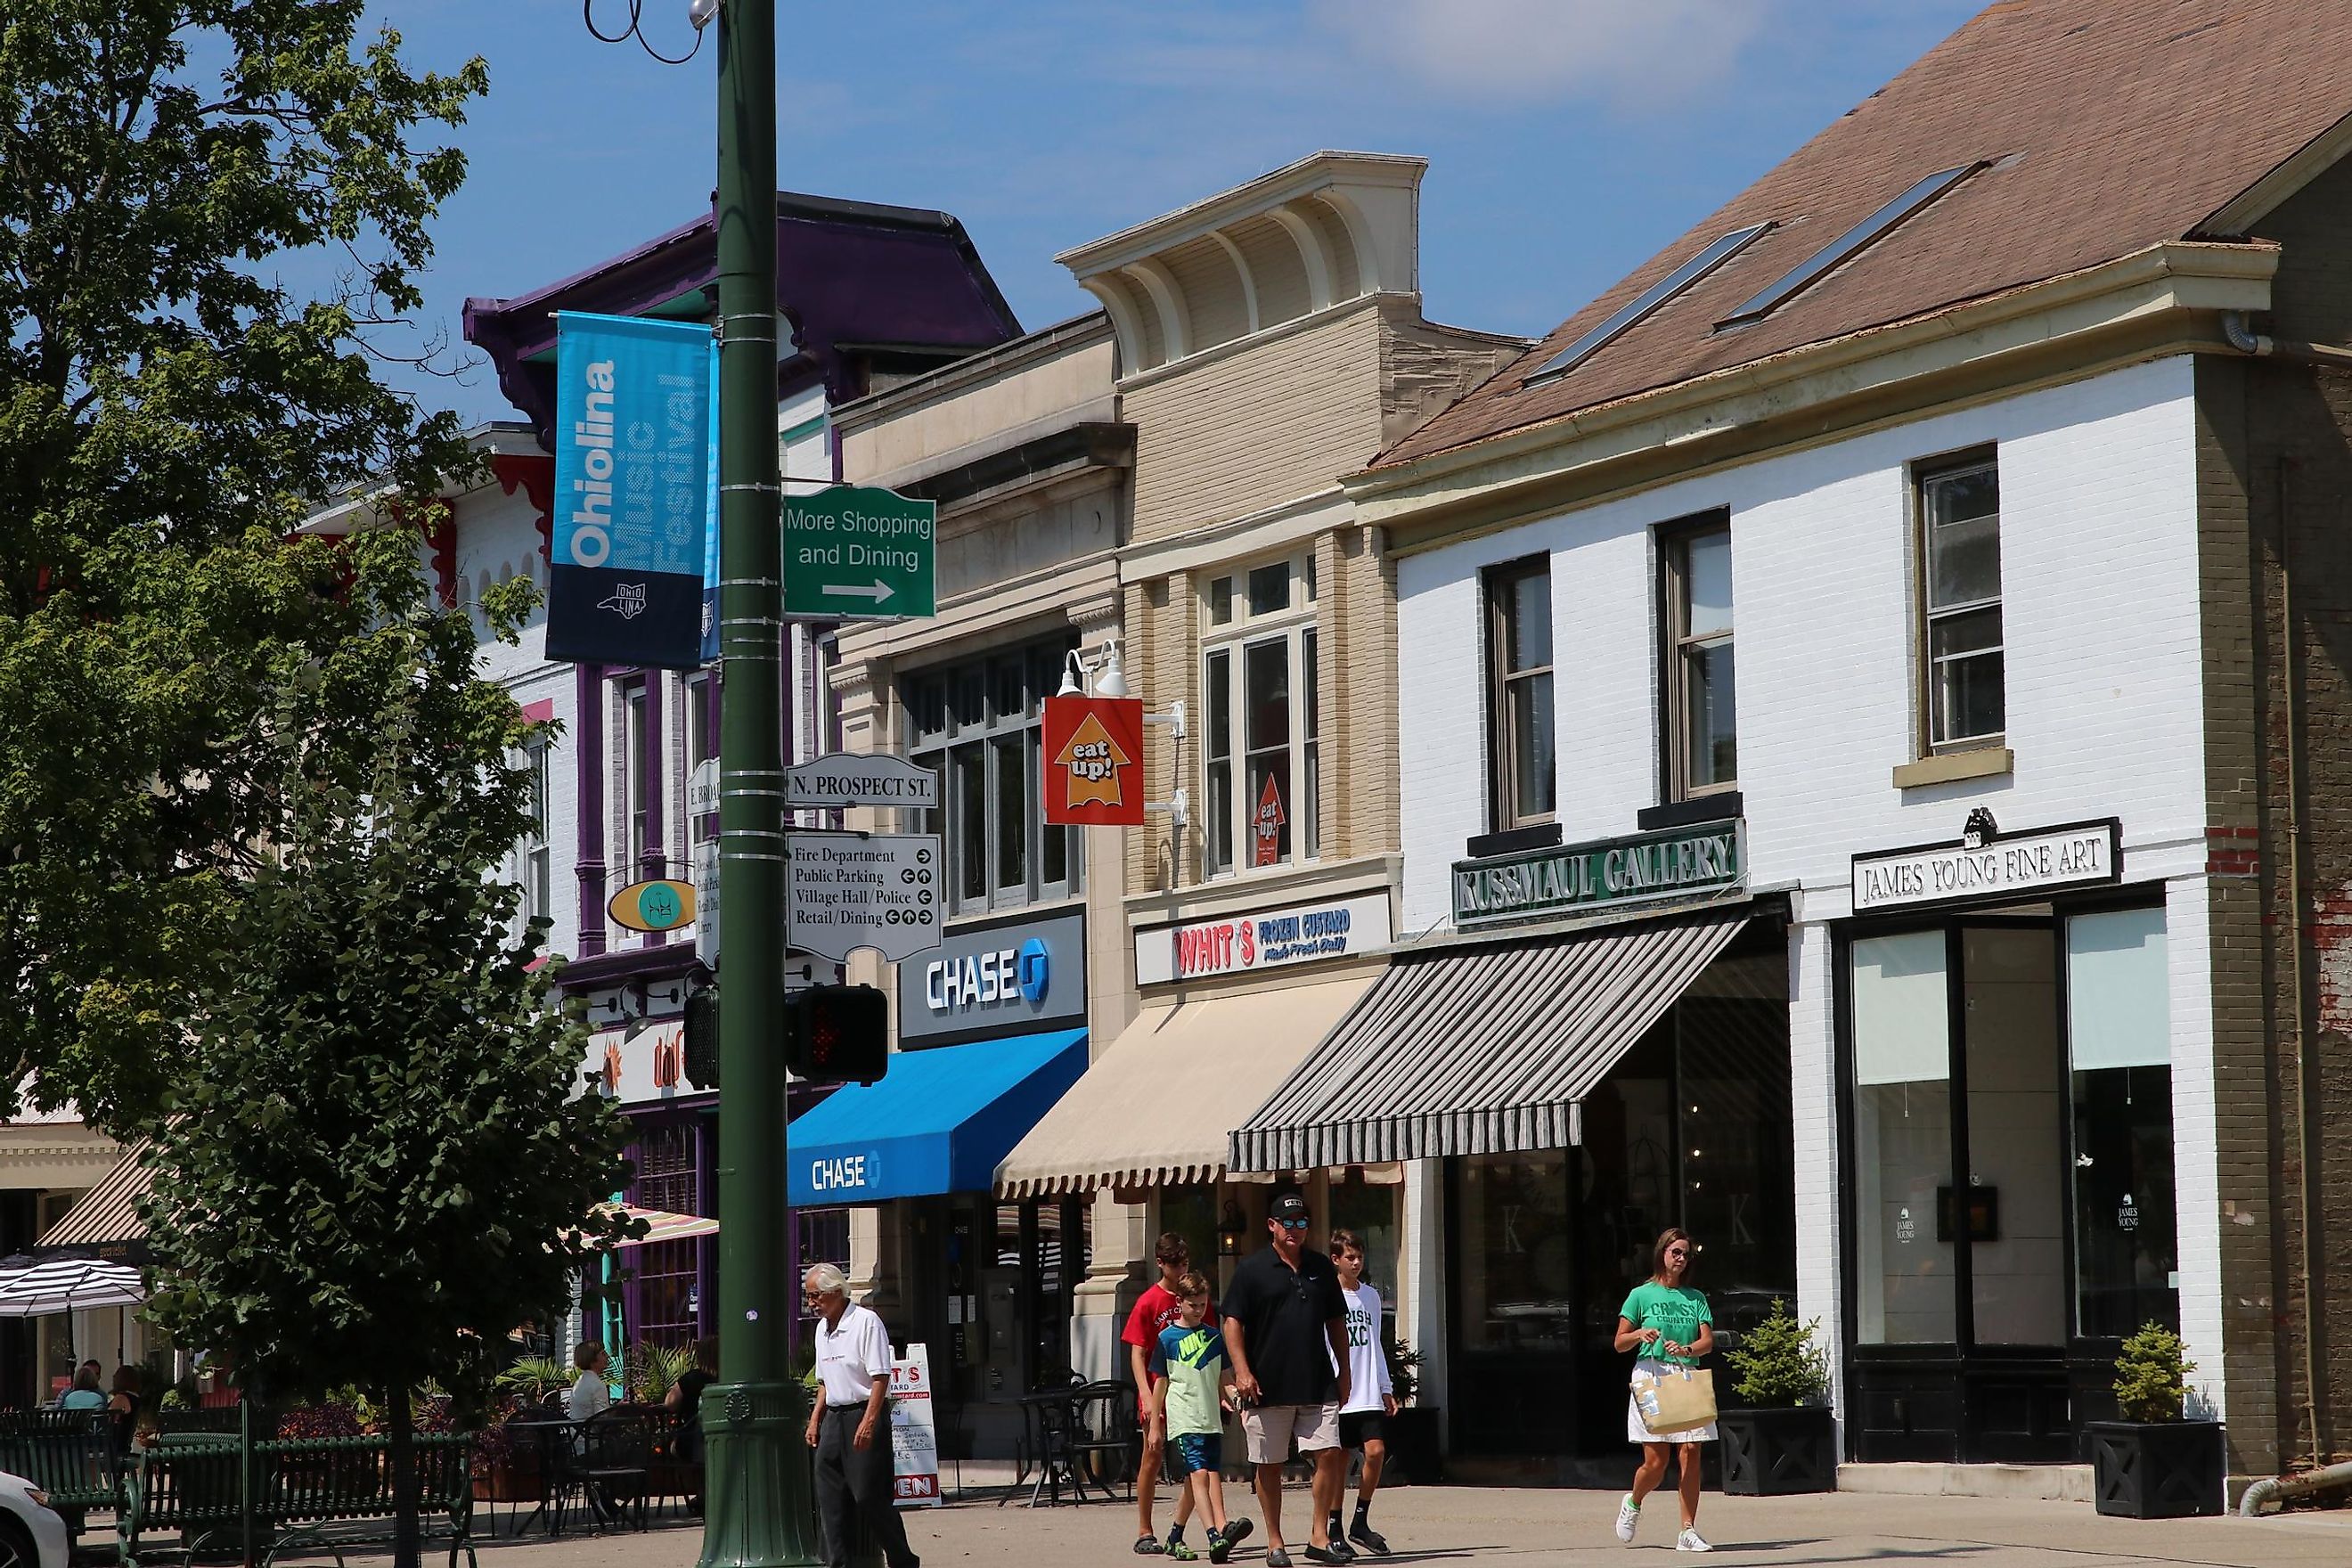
[783,486,936,619]
[548,311,712,669]
[1453,821,1745,930]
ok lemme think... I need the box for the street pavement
[370,1483,2352,1568]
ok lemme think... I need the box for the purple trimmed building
[448,194,1019,1361]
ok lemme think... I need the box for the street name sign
[787,752,939,812]
[783,486,935,619]
[788,832,943,961]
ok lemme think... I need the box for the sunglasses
[1277,1218,1310,1230]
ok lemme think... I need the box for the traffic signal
[683,983,720,1090]
[787,983,889,1085]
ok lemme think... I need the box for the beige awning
[995,970,1377,1197]
[37,1140,151,1252]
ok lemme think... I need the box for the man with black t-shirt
[1221,1194,1352,1567]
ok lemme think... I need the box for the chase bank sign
[896,909,1086,1048]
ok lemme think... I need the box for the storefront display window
[633,1122,702,1347]
[2066,907,2178,1337]
[1963,927,2064,1346]
[1457,1151,1572,1362]
[1159,1183,1219,1279]
[1327,1176,1401,1318]
[1851,930,1956,1344]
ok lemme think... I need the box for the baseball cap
[1270,1194,1311,1224]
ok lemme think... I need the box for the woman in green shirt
[1612,1228,1715,1553]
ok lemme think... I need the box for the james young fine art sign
[1851,818,2119,912]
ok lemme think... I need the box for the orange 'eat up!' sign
[1042,695,1145,826]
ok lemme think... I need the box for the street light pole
[699,1,821,1564]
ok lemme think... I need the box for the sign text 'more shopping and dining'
[1453,821,1745,930]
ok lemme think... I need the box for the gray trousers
[816,1403,917,1568]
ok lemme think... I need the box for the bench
[119,1433,476,1568]
[0,1410,124,1540]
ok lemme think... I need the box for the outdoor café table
[1005,1382,1123,1509]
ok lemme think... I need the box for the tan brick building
[819,154,1515,1455]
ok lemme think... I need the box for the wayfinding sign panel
[787,832,943,961]
[783,486,936,619]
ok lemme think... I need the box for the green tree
[140,541,636,1568]
[0,1,486,1127]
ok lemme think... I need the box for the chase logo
[1017,938,1050,1004]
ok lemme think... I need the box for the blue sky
[350,1,1986,427]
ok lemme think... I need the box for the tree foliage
[1723,1298,1829,1409]
[140,536,636,1568]
[0,1,486,1126]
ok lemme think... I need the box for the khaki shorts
[1240,1401,1340,1465]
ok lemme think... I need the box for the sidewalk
[411,1483,2351,1568]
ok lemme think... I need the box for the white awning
[995,970,1378,1197]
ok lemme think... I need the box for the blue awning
[787,1028,1087,1205]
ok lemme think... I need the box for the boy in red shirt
[1125,1231,1215,1556]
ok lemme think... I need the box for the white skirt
[1627,1358,1716,1445]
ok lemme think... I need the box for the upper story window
[685,674,715,853]
[524,738,552,926]
[903,636,1079,916]
[1663,518,1735,797]
[1203,552,1319,877]
[1483,558,1555,830]
[621,677,649,880]
[1918,454,2004,749]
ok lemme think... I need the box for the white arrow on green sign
[783,485,935,619]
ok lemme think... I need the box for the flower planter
[1719,1406,1837,1495]
[1383,1407,1441,1487]
[2087,1419,2224,1518]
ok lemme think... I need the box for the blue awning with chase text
[787,1028,1087,1205]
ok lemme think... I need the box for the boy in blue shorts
[1152,1273,1254,1564]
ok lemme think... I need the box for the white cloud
[1309,0,1768,106]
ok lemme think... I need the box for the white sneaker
[1676,1527,1713,1553]
[1613,1495,1639,1544]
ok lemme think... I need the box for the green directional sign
[782,484,936,619]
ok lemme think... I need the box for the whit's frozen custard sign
[1851,818,2119,913]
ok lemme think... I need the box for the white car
[0,1472,67,1568]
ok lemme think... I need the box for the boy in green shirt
[1151,1274,1254,1564]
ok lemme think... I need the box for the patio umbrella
[595,1203,718,1248]
[0,1257,146,1315]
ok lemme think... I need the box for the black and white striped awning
[1229,904,1752,1172]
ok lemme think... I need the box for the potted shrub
[1380,1338,1442,1486]
[1718,1300,1836,1495]
[2088,1324,2223,1518]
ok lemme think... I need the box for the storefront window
[1456,1152,1572,1356]
[1158,1184,1218,1284]
[1327,1177,1401,1318]
[633,1123,702,1347]
[1850,930,1956,1343]
[2066,907,2178,1338]
[1962,927,2065,1345]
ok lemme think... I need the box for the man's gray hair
[803,1262,848,1300]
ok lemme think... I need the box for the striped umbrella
[593,1204,718,1249]
[0,1258,145,1316]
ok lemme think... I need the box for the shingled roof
[1376,0,2352,471]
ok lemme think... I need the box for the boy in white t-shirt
[1327,1229,1397,1556]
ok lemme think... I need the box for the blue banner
[548,311,714,669]
[700,339,721,665]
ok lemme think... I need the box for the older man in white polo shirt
[803,1263,919,1568]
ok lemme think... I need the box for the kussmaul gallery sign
[1453,821,1745,930]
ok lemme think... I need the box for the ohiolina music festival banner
[548,311,715,669]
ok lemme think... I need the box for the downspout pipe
[2239,1458,2352,1516]
[2222,309,2352,368]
